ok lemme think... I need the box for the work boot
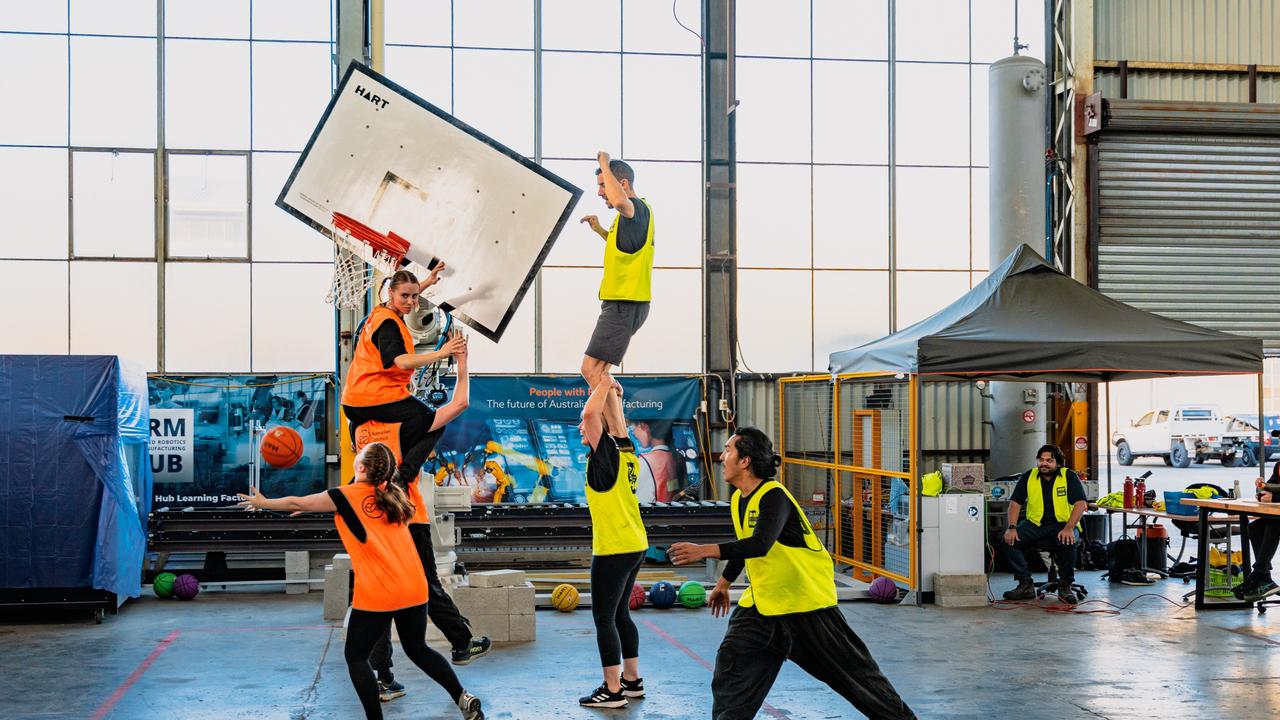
[1002,577,1036,600]
[1057,587,1080,605]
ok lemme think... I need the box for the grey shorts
[585,300,650,366]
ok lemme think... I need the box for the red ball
[261,426,304,468]
[628,582,646,610]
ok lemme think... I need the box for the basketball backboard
[277,62,582,341]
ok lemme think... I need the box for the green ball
[153,572,177,599]
[678,580,706,609]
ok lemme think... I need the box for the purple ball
[868,577,898,603]
[173,573,200,600]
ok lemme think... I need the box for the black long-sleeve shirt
[718,483,809,583]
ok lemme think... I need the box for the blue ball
[649,581,677,609]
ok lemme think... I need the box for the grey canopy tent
[829,244,1263,381]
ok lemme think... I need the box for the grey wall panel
[1095,127,1280,352]
[1096,0,1280,65]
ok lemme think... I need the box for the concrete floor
[5,571,1280,719]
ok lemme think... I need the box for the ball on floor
[678,581,706,609]
[552,583,579,612]
[649,581,677,609]
[173,573,201,600]
[152,572,176,599]
[868,576,898,603]
[628,582,646,610]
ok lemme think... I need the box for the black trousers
[345,604,462,720]
[343,396,444,484]
[590,551,645,667]
[371,524,473,680]
[1004,519,1077,584]
[1248,518,1280,582]
[711,605,915,720]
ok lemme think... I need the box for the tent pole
[1105,380,1112,543]
[1260,372,1266,476]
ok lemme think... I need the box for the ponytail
[360,442,416,525]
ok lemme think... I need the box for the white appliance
[919,494,986,592]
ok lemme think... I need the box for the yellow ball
[551,583,580,612]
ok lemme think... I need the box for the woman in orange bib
[238,443,484,720]
[341,268,468,488]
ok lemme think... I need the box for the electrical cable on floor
[982,541,1193,615]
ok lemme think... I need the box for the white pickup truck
[1112,405,1222,468]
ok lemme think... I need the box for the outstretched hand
[237,486,265,511]
[440,331,466,358]
[580,215,604,235]
[422,261,447,290]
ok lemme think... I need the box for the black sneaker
[1120,569,1155,586]
[1002,578,1036,601]
[579,684,628,709]
[457,690,484,720]
[621,676,644,698]
[1057,588,1079,605]
[378,679,406,702]
[452,636,492,666]
[1233,576,1258,600]
[1245,579,1280,602]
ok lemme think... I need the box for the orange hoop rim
[331,212,410,263]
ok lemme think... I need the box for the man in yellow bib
[1001,444,1089,604]
[579,151,654,393]
[669,428,915,720]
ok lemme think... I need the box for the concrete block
[286,551,310,594]
[469,569,526,588]
[507,583,536,614]
[467,614,508,643]
[933,573,987,596]
[323,566,351,621]
[935,594,988,608]
[285,551,310,574]
[331,553,353,572]
[450,585,509,616]
[508,612,536,643]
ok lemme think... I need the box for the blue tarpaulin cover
[0,356,150,602]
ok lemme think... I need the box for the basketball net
[326,212,409,310]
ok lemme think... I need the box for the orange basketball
[261,426,304,468]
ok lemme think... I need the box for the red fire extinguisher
[1123,475,1135,509]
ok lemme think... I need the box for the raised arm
[597,152,634,218]
[580,381,612,451]
[429,334,470,431]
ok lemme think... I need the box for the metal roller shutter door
[1095,131,1280,353]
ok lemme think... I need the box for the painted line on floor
[183,624,338,633]
[641,619,787,720]
[90,629,181,720]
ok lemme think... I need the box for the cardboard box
[942,463,985,491]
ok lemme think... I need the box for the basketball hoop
[326,212,411,309]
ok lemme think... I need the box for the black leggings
[590,551,645,667]
[371,524,474,680]
[344,397,443,484]
[345,604,463,720]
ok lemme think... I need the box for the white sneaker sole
[580,698,629,709]
[622,690,645,698]
[379,691,405,703]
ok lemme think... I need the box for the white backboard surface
[277,62,582,341]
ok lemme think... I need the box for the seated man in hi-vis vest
[669,428,915,720]
[1001,444,1089,604]
[578,151,654,393]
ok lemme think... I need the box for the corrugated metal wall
[1094,0,1280,102]
[1096,0,1280,65]
[1094,129,1280,350]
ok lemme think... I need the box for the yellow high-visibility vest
[599,198,654,302]
[1026,468,1072,526]
[731,481,837,616]
[585,439,649,555]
